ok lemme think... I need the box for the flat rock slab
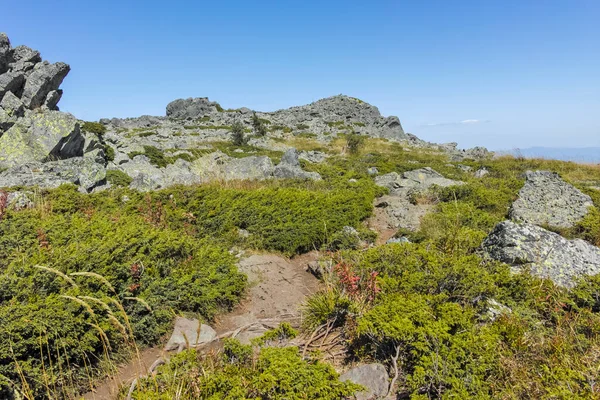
[164,317,216,351]
[482,220,600,287]
[509,170,593,229]
[375,167,463,195]
[340,363,389,400]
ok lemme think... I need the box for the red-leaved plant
[333,260,381,303]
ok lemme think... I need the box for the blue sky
[3,0,599,150]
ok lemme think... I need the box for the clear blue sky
[3,0,599,150]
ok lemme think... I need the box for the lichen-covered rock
[0,91,24,131]
[339,363,389,400]
[21,62,70,109]
[0,110,83,167]
[0,157,106,192]
[509,171,593,229]
[482,221,600,287]
[375,167,463,194]
[298,150,328,163]
[223,156,274,181]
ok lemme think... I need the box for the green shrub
[230,121,248,146]
[104,144,115,162]
[346,133,364,154]
[106,170,132,187]
[81,121,106,135]
[251,112,268,137]
[131,345,361,399]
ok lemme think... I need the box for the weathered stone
[21,62,70,109]
[0,92,24,131]
[367,166,379,176]
[223,156,274,181]
[375,167,463,194]
[9,45,41,73]
[484,299,511,322]
[273,148,321,180]
[164,317,216,351]
[166,97,221,119]
[386,236,410,244]
[43,89,62,110]
[509,171,593,229]
[474,167,489,178]
[340,363,389,400]
[0,71,25,99]
[0,111,84,167]
[0,157,106,192]
[482,221,600,287]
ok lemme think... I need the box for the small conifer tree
[231,121,248,146]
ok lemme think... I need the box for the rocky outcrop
[0,33,69,114]
[0,157,106,192]
[371,167,463,232]
[166,97,222,119]
[509,171,593,229]
[0,111,84,168]
[482,221,600,287]
[339,363,389,400]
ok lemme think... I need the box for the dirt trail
[82,251,321,400]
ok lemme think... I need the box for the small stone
[164,317,216,351]
[340,363,389,400]
[367,166,379,175]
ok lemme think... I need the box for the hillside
[2,33,600,400]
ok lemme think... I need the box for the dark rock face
[509,170,593,229]
[0,33,70,113]
[482,221,600,287]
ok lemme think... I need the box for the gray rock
[0,71,25,99]
[457,164,473,172]
[367,167,379,176]
[166,97,221,119]
[0,111,84,168]
[0,157,106,192]
[298,150,328,163]
[482,221,600,287]
[273,148,321,181]
[474,168,489,178]
[6,190,33,210]
[43,89,62,110]
[386,236,410,244]
[484,299,511,321]
[9,45,41,73]
[1,91,24,117]
[375,167,463,194]
[164,317,216,351]
[224,156,274,181]
[509,171,593,229]
[340,363,389,400]
[21,62,70,109]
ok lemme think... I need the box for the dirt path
[82,251,321,400]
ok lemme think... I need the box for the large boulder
[482,221,600,287]
[0,111,83,168]
[339,363,389,400]
[223,155,274,181]
[375,167,463,194]
[20,62,70,109]
[9,45,41,74]
[0,157,106,192]
[509,171,593,229]
[273,148,321,180]
[166,97,221,119]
